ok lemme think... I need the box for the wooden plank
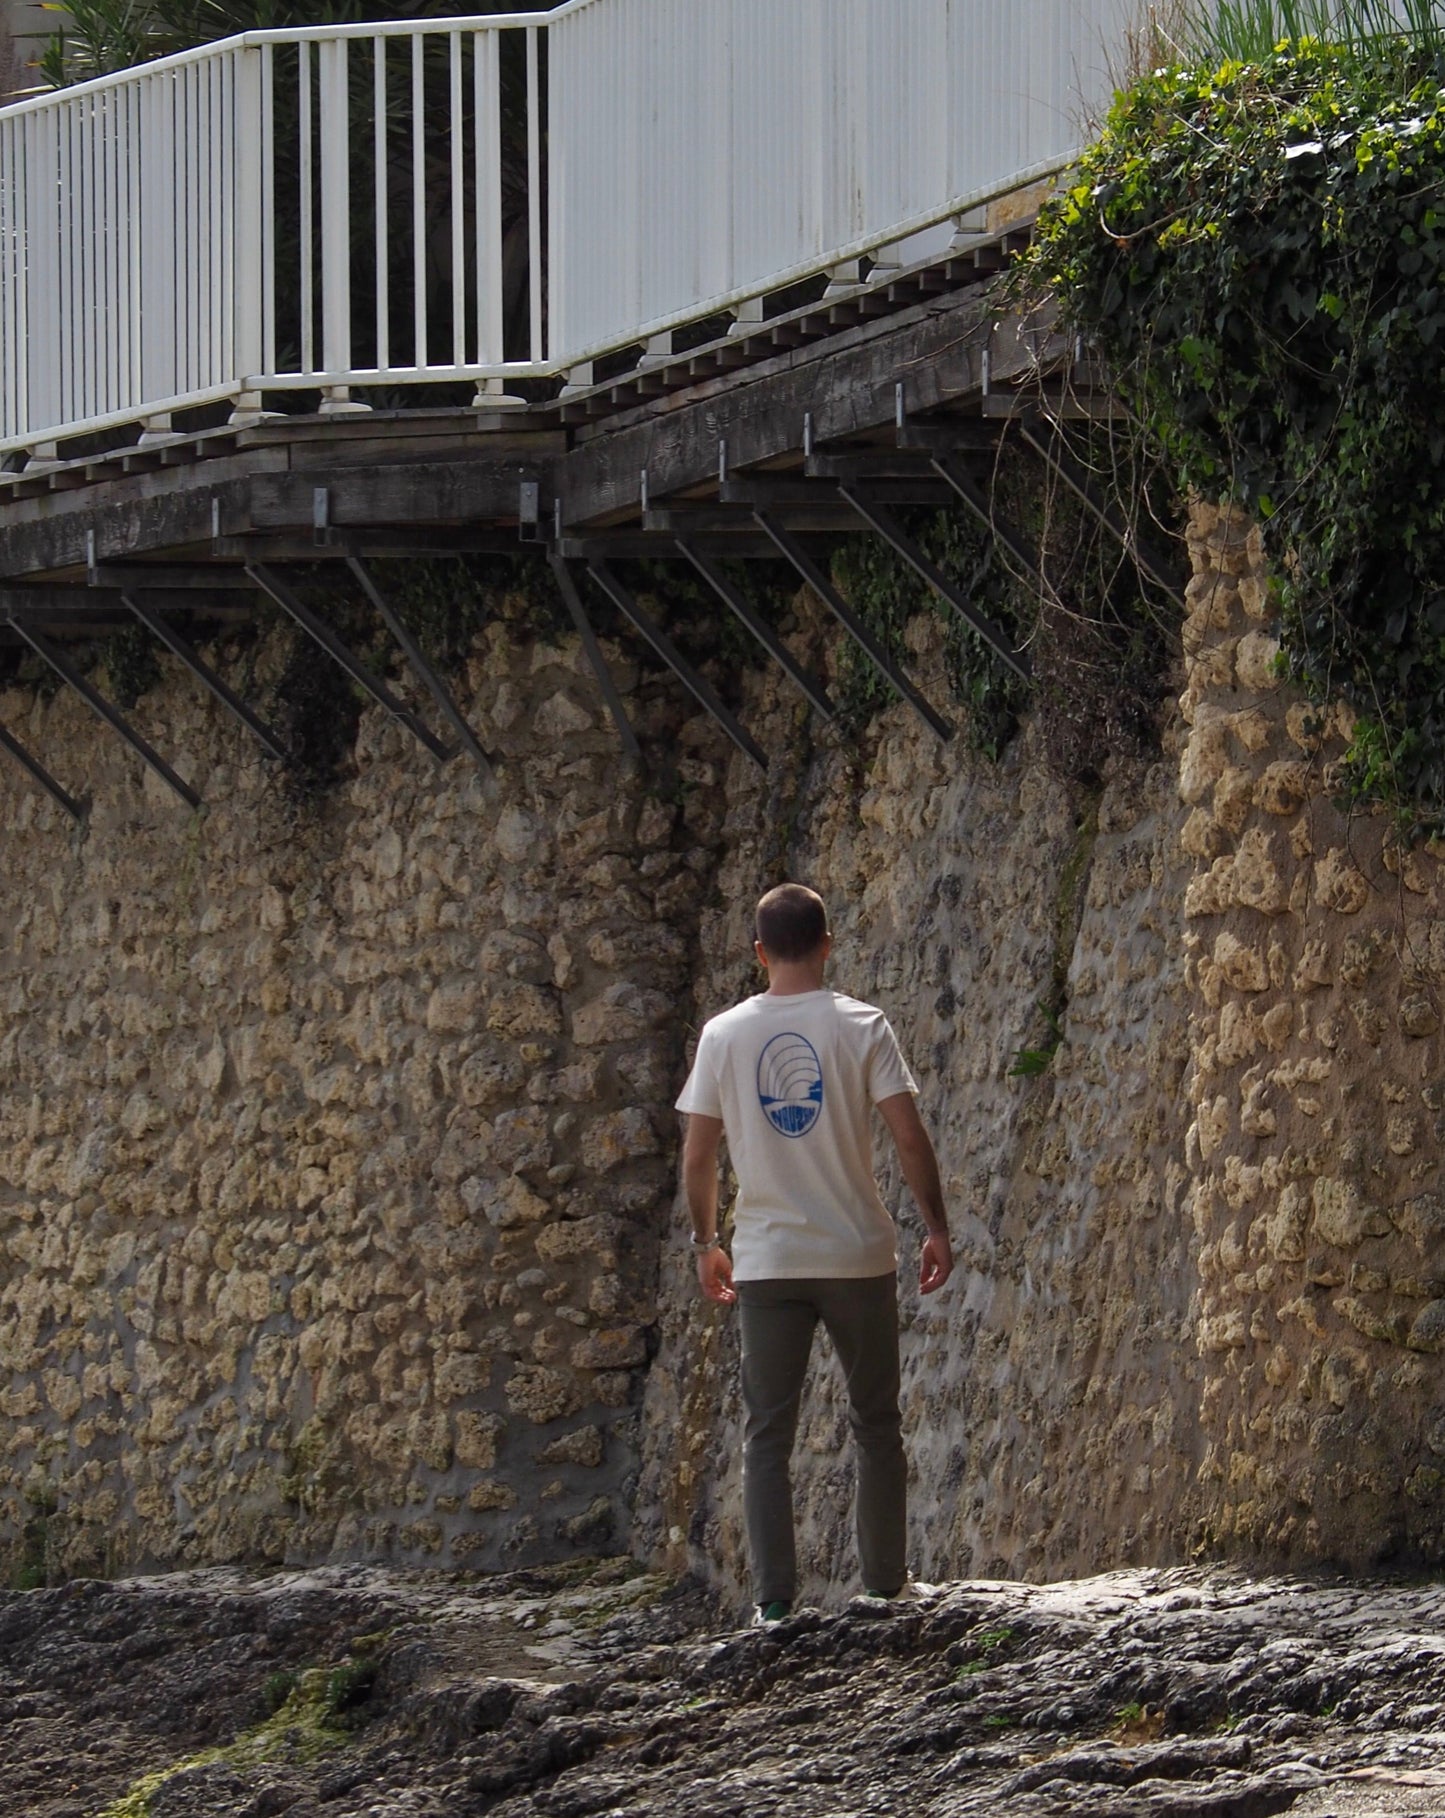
[555,286,1016,531]
[247,460,545,530]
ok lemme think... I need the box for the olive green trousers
[736,1271,905,1606]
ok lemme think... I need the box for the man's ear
[754,939,770,970]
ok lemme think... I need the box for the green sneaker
[754,1599,792,1624]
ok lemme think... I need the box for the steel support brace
[344,556,494,781]
[8,621,202,810]
[751,511,953,742]
[547,555,641,763]
[675,539,834,721]
[124,595,291,765]
[838,481,1030,684]
[926,456,1047,601]
[0,718,83,820]
[245,563,452,764]
[586,562,767,771]
[1015,416,1185,608]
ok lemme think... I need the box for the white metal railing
[0,0,1128,461]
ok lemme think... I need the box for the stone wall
[4,522,1444,1595]
[1177,504,1445,1566]
[0,611,728,1577]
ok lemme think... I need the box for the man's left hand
[697,1245,737,1305]
[919,1231,953,1294]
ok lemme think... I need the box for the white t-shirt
[675,988,918,1280]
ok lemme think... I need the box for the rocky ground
[7,1560,1445,1817]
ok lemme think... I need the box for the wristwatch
[690,1233,720,1252]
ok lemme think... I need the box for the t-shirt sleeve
[867,1014,919,1103]
[675,1023,724,1117]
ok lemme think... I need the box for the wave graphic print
[756,1032,824,1138]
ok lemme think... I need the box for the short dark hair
[755,883,828,962]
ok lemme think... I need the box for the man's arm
[876,1092,953,1294]
[681,1113,736,1305]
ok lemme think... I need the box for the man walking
[676,882,953,1621]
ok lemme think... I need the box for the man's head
[755,883,829,966]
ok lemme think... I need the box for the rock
[1408,1300,1445,1353]
[571,983,673,1046]
[570,1326,648,1370]
[505,1364,583,1424]
[1314,848,1370,914]
[1312,1178,1391,1249]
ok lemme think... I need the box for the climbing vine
[1025,30,1445,828]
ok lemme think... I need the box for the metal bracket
[0,715,83,820]
[838,480,1031,683]
[7,620,202,809]
[122,594,291,765]
[245,563,453,763]
[343,556,494,781]
[751,512,952,742]
[547,555,641,764]
[674,539,834,721]
[586,562,767,771]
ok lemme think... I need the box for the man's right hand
[919,1231,953,1294]
[697,1245,737,1305]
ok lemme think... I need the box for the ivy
[1024,33,1445,829]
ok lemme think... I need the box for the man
[676,882,953,1622]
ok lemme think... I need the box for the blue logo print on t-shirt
[757,1032,824,1137]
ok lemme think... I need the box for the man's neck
[764,965,827,996]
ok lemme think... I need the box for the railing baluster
[231,46,266,422]
[318,35,363,411]
[474,28,502,369]
[299,38,314,375]
[261,42,275,380]
[411,30,426,370]
[450,30,464,370]
[373,34,389,374]
[526,24,542,364]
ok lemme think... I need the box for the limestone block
[504,1364,583,1424]
[1199,1311,1247,1351]
[468,1480,519,1511]
[1179,715,1229,805]
[580,1109,659,1175]
[539,1425,604,1468]
[491,1107,552,1173]
[1335,1296,1409,1346]
[494,807,552,867]
[1312,1178,1391,1249]
[1181,809,1227,861]
[570,1326,647,1370]
[1197,1096,1232,1159]
[408,1408,453,1471]
[1235,631,1282,692]
[1214,932,1269,993]
[454,1411,506,1468]
[1338,930,1386,987]
[1258,1003,1293,1051]
[1348,999,1388,1048]
[534,1215,617,1268]
[457,1046,527,1108]
[1285,703,1332,753]
[1265,1184,1310,1261]
[434,1352,492,1401]
[1240,1076,1277,1138]
[487,985,563,1039]
[426,980,480,1034]
[1400,994,1440,1039]
[1231,829,1290,915]
[1293,941,1333,992]
[1312,848,1369,915]
[572,983,673,1046]
[1212,767,1254,835]
[1216,1001,1258,1067]
[1255,762,1309,817]
[1395,1193,1445,1251]
[465,1176,550,1229]
[1228,710,1273,755]
[1407,1302,1445,1353]
[1185,858,1236,920]
[534,692,594,738]
[1237,573,1271,620]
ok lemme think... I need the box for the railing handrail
[0,3,599,121]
